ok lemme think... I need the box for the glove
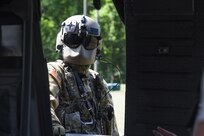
[52,122,65,136]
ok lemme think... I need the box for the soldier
[48,15,119,136]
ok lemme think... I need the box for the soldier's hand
[153,126,177,136]
[52,122,65,136]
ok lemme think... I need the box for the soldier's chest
[60,72,98,108]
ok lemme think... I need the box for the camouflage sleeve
[101,79,119,136]
[101,79,114,107]
[47,61,64,125]
[89,69,113,107]
[94,73,119,136]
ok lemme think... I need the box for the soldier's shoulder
[88,69,109,91]
[88,69,106,83]
[47,60,65,75]
[47,60,64,70]
[47,60,65,87]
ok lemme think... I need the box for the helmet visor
[63,33,83,48]
[63,33,99,50]
[84,36,98,50]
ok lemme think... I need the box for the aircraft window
[0,25,22,56]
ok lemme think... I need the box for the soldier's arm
[47,62,63,124]
[100,77,119,136]
[193,122,204,136]
[153,127,177,136]
[103,80,120,136]
[100,79,114,107]
[193,104,204,136]
[89,69,114,107]
[192,70,204,136]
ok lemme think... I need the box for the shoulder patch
[49,69,62,88]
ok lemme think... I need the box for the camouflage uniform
[48,60,119,135]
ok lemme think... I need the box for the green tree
[90,0,126,83]
[41,0,83,61]
[40,0,126,83]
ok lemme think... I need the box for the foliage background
[40,0,126,83]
